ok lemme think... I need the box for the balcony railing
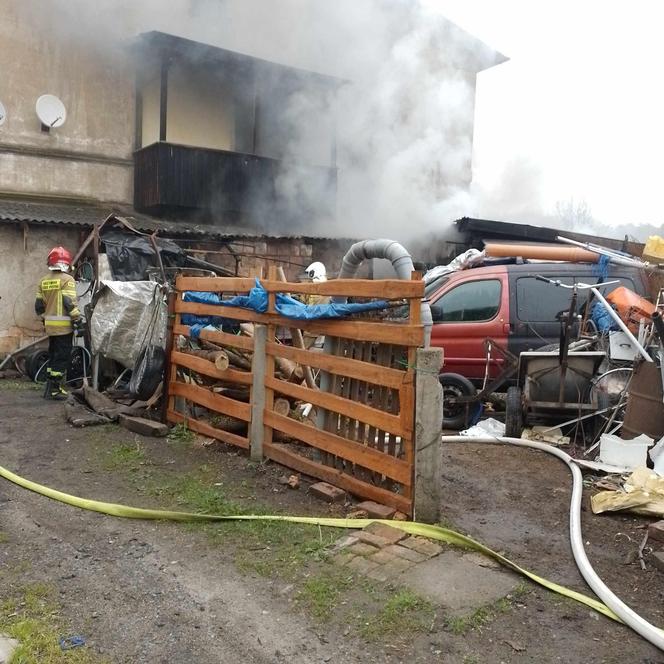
[134,142,337,223]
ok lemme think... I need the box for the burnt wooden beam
[159,57,169,142]
[134,70,144,151]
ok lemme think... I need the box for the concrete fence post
[413,347,444,523]
[250,324,268,462]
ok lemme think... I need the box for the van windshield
[424,276,449,299]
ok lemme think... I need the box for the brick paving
[330,523,436,581]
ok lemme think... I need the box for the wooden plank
[171,351,252,385]
[176,276,255,292]
[175,300,424,346]
[176,276,424,299]
[265,376,407,438]
[263,265,278,451]
[169,381,251,422]
[265,342,406,389]
[167,410,249,449]
[264,443,411,514]
[261,278,423,298]
[173,324,253,352]
[264,411,411,485]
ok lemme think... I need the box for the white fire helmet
[305,261,327,282]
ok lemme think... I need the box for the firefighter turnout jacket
[35,271,81,336]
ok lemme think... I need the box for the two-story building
[0,0,502,354]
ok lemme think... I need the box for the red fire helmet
[47,246,72,267]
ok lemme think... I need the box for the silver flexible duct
[443,435,664,651]
[334,239,432,347]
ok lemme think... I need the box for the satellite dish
[36,94,67,128]
[0,101,6,126]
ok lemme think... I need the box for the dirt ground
[0,381,663,663]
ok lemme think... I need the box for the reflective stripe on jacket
[35,272,81,336]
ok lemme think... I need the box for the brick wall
[180,236,365,281]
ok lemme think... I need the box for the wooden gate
[166,269,424,515]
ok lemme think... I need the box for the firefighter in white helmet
[302,261,329,348]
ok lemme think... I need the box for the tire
[67,347,90,388]
[505,386,524,438]
[26,349,49,381]
[129,345,166,400]
[439,373,477,430]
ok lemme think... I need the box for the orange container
[605,286,656,333]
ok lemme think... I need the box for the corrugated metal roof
[0,197,352,241]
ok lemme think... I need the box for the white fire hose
[443,435,664,651]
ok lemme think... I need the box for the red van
[426,261,649,427]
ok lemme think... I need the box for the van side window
[516,276,637,322]
[516,277,574,322]
[435,279,501,322]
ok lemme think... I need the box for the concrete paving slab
[0,635,19,664]
[393,551,520,615]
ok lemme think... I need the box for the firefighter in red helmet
[34,246,82,400]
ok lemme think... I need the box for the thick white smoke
[17,0,503,241]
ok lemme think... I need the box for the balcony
[134,142,337,224]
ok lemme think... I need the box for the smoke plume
[17,0,504,242]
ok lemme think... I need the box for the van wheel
[439,373,477,430]
[505,386,524,438]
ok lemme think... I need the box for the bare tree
[554,197,595,231]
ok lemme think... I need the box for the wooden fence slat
[175,300,424,346]
[167,410,249,449]
[169,381,251,422]
[173,324,254,352]
[264,411,411,485]
[265,375,407,438]
[265,342,406,389]
[176,276,255,292]
[176,276,424,299]
[264,442,411,514]
[171,351,252,385]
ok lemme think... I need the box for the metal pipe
[556,235,648,269]
[443,435,664,651]
[590,288,652,362]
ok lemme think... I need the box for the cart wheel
[505,386,524,438]
[439,373,477,430]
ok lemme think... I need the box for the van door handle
[503,322,512,334]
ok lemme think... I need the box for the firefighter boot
[47,371,68,401]
[43,367,54,399]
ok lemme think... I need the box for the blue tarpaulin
[590,300,619,332]
[182,278,389,321]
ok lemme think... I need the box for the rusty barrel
[622,361,664,439]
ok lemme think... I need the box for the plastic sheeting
[183,279,389,321]
[101,230,187,281]
[90,281,167,369]
[423,249,485,285]
[591,300,619,332]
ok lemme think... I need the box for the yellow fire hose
[0,463,618,622]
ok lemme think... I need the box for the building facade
[0,0,500,355]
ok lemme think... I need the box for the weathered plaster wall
[0,0,135,203]
[0,223,82,355]
[0,153,133,204]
